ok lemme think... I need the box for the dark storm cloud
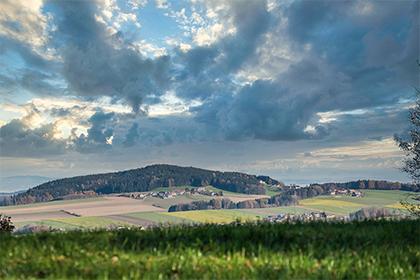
[0,68,62,97]
[323,105,410,143]
[0,120,66,157]
[186,0,419,141]
[189,53,345,140]
[174,0,271,100]
[73,110,115,153]
[49,1,171,113]
[286,0,419,93]
[123,123,139,147]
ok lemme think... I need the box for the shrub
[0,214,15,233]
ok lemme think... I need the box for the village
[263,212,342,223]
[119,187,224,200]
[330,188,363,197]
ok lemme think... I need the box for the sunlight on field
[164,210,257,224]
[49,217,129,228]
[300,198,363,208]
[386,203,407,209]
[298,198,364,215]
[125,211,191,224]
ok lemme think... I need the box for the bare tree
[395,70,420,217]
[395,90,420,183]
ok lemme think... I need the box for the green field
[164,209,258,223]
[124,211,191,224]
[15,216,129,230]
[0,220,418,279]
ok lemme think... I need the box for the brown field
[0,196,164,222]
[3,211,74,223]
[223,194,270,203]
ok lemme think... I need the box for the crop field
[0,220,418,279]
[14,216,129,230]
[298,190,414,215]
[123,211,191,224]
[237,206,315,216]
[0,197,106,210]
[1,196,163,223]
[0,190,417,229]
[141,194,212,209]
[164,209,258,223]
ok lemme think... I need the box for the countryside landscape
[0,164,418,230]
[1,0,419,279]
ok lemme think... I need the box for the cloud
[123,123,139,147]
[0,119,66,157]
[48,0,171,112]
[73,110,115,153]
[0,0,417,159]
[181,0,418,142]
[0,0,51,57]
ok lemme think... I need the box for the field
[0,220,419,279]
[0,190,416,230]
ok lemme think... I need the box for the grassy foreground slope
[1,220,419,279]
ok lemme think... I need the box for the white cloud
[0,97,132,139]
[146,91,202,117]
[131,40,168,57]
[193,23,225,46]
[155,0,169,9]
[0,0,55,59]
[307,138,402,161]
[95,0,141,34]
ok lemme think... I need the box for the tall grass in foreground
[0,220,419,279]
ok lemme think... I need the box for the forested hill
[5,165,281,205]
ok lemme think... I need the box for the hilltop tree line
[314,180,419,192]
[168,195,299,212]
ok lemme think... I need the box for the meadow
[0,220,419,279]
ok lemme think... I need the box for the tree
[0,214,15,233]
[395,91,420,183]
[395,72,420,217]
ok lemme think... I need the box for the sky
[0,0,418,186]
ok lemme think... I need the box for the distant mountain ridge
[0,176,52,192]
[4,164,281,205]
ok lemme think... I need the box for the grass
[142,194,212,209]
[165,209,261,223]
[14,217,130,230]
[263,185,282,196]
[124,211,192,224]
[49,217,130,228]
[14,220,81,230]
[236,206,316,216]
[0,220,419,279]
